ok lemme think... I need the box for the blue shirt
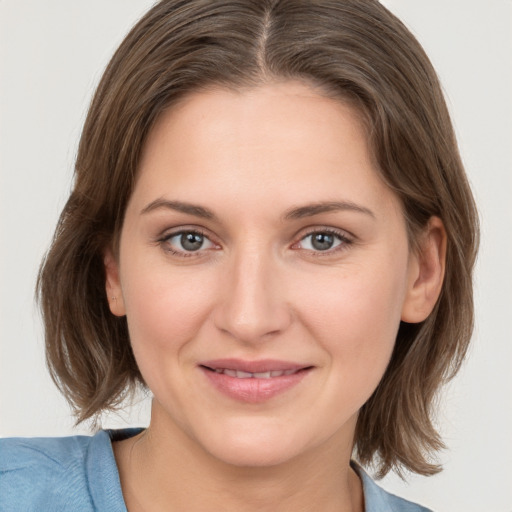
[0,429,432,511]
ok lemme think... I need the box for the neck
[114,405,364,512]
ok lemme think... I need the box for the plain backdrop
[1,1,511,510]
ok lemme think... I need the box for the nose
[213,247,292,344]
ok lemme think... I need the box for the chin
[197,420,315,468]
[210,440,302,468]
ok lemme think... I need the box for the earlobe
[104,249,126,317]
[401,217,447,323]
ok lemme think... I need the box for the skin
[105,81,446,512]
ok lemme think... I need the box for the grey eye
[299,232,344,252]
[166,231,215,253]
[311,233,335,251]
[180,232,204,251]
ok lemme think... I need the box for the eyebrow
[140,198,375,221]
[141,199,216,220]
[283,201,375,220]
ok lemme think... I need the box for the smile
[206,368,301,379]
[199,359,313,403]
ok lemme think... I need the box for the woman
[0,1,479,510]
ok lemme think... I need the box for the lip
[199,358,313,403]
[200,358,307,373]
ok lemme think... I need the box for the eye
[162,230,216,255]
[296,230,350,253]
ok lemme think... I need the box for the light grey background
[1,1,511,510]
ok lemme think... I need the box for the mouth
[199,359,313,402]
[201,367,304,379]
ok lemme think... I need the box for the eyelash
[158,228,214,258]
[157,227,353,258]
[294,228,353,256]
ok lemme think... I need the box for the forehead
[131,80,401,222]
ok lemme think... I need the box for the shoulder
[0,432,103,511]
[0,433,92,473]
[352,462,433,512]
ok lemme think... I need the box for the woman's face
[106,81,423,467]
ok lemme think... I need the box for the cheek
[120,265,222,419]
[299,261,406,335]
[120,261,216,367]
[295,256,408,383]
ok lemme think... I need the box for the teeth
[253,371,271,379]
[212,368,300,378]
[235,370,253,379]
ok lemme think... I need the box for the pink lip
[199,358,313,403]
[200,358,307,373]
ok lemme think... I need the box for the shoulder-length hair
[38,0,479,477]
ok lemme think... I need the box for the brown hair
[37,0,479,477]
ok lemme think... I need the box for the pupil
[181,233,203,251]
[312,233,334,251]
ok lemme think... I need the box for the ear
[401,216,447,323]
[104,248,126,317]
